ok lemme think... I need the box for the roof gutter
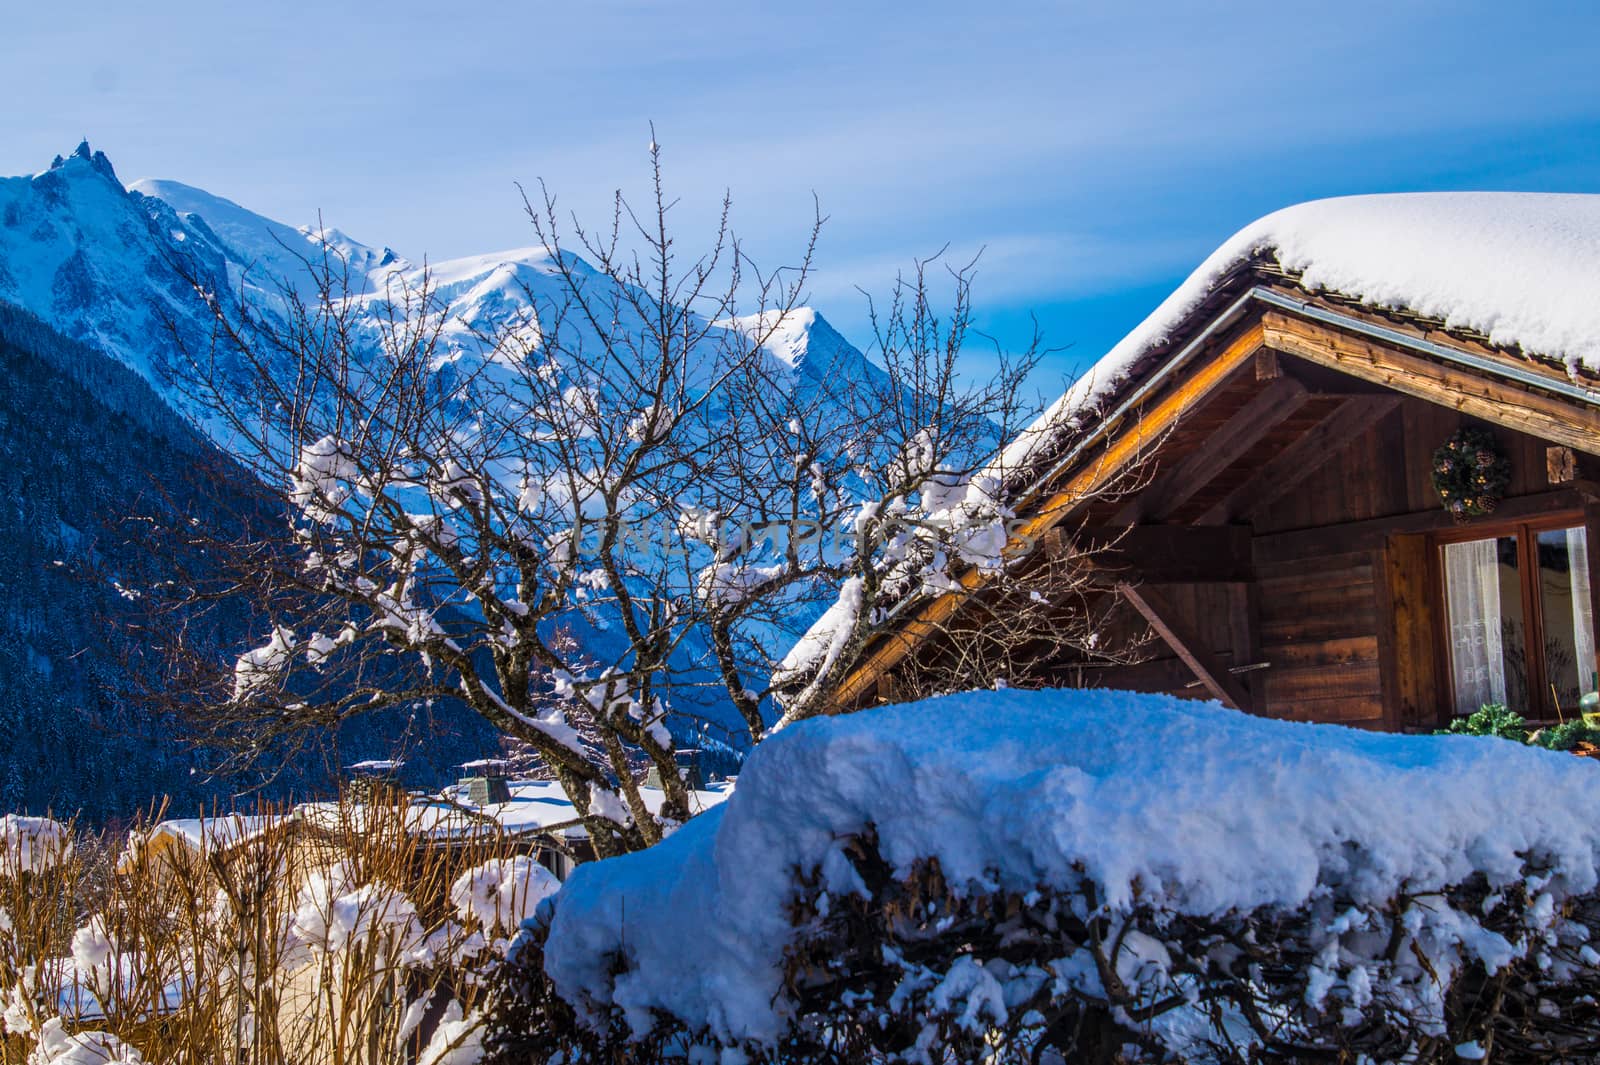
[1250,286,1600,408]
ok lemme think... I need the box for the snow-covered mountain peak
[724,307,820,369]
[0,144,238,382]
[0,147,900,440]
[48,140,121,184]
[419,246,562,294]
[0,147,953,752]
[722,306,888,392]
[129,177,400,298]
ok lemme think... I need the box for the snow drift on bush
[26,1017,146,1064]
[537,688,1600,1045]
[0,816,70,878]
[452,856,561,936]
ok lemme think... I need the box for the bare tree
[136,141,1083,857]
[760,257,1166,724]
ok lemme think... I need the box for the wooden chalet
[817,195,1600,732]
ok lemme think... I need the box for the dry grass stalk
[0,791,550,1064]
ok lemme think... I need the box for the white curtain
[1568,527,1596,696]
[1444,538,1507,715]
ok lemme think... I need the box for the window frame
[1431,510,1595,722]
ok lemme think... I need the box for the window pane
[1442,535,1525,716]
[1536,526,1597,714]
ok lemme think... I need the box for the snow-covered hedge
[486,689,1600,1063]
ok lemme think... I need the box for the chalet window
[1439,519,1597,719]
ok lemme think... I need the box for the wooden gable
[824,283,1600,732]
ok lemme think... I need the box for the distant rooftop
[346,759,404,772]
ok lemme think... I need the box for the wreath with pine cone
[1432,427,1511,520]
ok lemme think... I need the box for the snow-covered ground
[117,776,735,863]
[540,686,1600,1046]
[1,777,611,1064]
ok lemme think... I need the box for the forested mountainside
[0,304,496,819]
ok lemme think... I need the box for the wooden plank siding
[1256,553,1384,726]
[1376,535,1441,731]
[1251,396,1565,536]
[1587,497,1600,690]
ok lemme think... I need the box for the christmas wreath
[1432,427,1511,520]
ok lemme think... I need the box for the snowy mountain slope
[0,143,236,385]
[129,195,858,407]
[0,303,499,818]
[720,306,899,409]
[0,146,889,432]
[0,144,924,752]
[128,177,403,301]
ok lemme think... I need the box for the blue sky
[4,1,1600,400]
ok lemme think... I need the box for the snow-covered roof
[116,813,291,876]
[777,193,1600,687]
[345,758,404,772]
[295,777,736,844]
[1000,191,1600,475]
[438,778,736,841]
[131,814,282,855]
[540,686,1600,1045]
[0,813,72,876]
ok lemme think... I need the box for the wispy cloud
[2,0,1597,394]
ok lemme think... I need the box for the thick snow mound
[540,687,1600,1042]
[26,1018,146,1064]
[0,815,71,877]
[451,856,561,934]
[999,192,1600,474]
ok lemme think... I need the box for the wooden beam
[1586,500,1600,698]
[1198,395,1402,525]
[1117,582,1252,710]
[1373,535,1440,731]
[1226,580,1261,689]
[1069,524,1253,583]
[1254,489,1585,565]
[1018,321,1268,529]
[1115,376,1310,523]
[1045,655,1196,693]
[1255,347,1281,381]
[824,322,1268,712]
[1262,311,1600,457]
